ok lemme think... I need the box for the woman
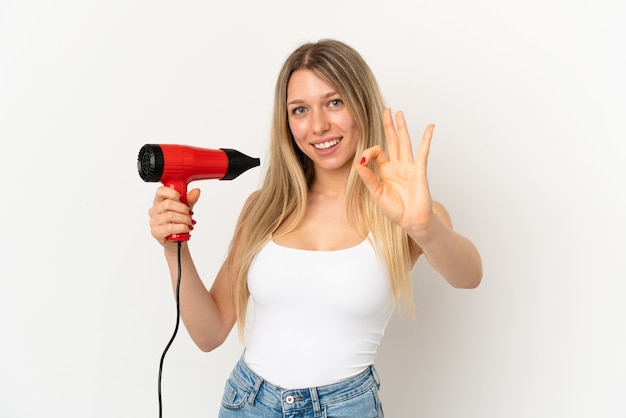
[149,39,482,417]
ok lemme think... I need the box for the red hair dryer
[137,144,260,241]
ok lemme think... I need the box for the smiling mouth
[313,138,342,150]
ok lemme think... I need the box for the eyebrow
[287,91,339,107]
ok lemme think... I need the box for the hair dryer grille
[137,144,164,182]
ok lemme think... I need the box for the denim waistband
[230,354,381,415]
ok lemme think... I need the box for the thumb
[187,188,201,210]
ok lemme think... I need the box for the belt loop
[247,375,263,406]
[371,365,381,389]
[309,387,322,417]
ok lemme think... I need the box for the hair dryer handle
[168,233,190,242]
[163,179,191,242]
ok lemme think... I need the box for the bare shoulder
[245,189,262,205]
[238,189,263,217]
[224,190,263,266]
[228,190,259,234]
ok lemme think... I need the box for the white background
[1,0,625,417]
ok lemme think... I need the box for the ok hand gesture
[353,108,436,238]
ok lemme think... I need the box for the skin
[276,69,364,250]
[353,108,482,287]
[148,69,482,352]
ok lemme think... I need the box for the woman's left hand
[353,108,436,237]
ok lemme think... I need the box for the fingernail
[189,210,194,215]
[360,157,366,164]
[192,219,197,225]
[189,225,194,231]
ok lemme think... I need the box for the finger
[153,186,194,214]
[149,207,193,226]
[354,146,388,199]
[353,160,382,201]
[151,222,192,244]
[416,124,435,175]
[187,188,201,210]
[359,145,388,170]
[152,195,193,217]
[149,187,195,228]
[149,208,194,241]
[153,185,181,205]
[395,110,414,162]
[382,108,400,161]
[149,186,196,244]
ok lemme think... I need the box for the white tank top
[244,238,395,388]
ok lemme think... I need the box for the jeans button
[285,395,294,404]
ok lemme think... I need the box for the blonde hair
[228,39,416,338]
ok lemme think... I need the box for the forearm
[163,243,232,351]
[407,215,483,289]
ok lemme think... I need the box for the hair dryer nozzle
[221,149,261,180]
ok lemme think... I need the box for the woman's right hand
[148,186,201,247]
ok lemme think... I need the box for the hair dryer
[137,144,260,241]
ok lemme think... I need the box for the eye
[291,106,306,115]
[329,98,343,108]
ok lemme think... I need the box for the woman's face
[286,69,360,176]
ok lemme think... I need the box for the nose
[311,109,330,135]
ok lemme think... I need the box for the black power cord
[158,241,183,418]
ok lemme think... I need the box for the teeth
[313,138,341,150]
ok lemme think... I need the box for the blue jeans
[219,354,384,417]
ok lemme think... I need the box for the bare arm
[161,242,236,352]
[409,201,482,288]
[149,186,253,351]
[354,109,482,289]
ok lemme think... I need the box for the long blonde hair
[228,39,416,338]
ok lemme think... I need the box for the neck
[309,166,351,197]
